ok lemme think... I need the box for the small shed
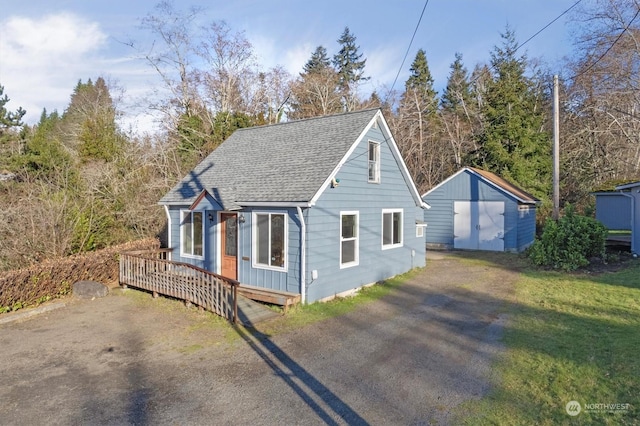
[422,167,539,252]
[598,181,640,254]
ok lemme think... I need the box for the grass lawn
[462,260,640,425]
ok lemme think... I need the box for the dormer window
[368,141,380,183]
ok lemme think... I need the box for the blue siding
[423,170,536,252]
[305,126,426,302]
[238,207,301,294]
[594,193,631,230]
[164,123,427,302]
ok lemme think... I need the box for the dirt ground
[0,251,520,425]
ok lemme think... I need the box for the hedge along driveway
[0,251,518,425]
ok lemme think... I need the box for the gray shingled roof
[159,109,380,209]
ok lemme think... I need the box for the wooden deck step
[237,284,301,312]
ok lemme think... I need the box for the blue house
[422,167,538,252]
[158,109,427,303]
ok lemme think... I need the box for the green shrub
[528,204,607,270]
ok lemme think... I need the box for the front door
[220,213,238,280]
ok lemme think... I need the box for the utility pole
[553,75,560,220]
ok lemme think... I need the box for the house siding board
[238,207,301,294]
[516,206,537,251]
[594,193,631,230]
[423,169,536,252]
[305,128,425,302]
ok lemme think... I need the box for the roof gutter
[238,201,312,208]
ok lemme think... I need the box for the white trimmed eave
[237,201,313,208]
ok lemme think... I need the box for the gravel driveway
[0,251,517,425]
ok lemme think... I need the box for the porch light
[208,213,214,223]
[239,214,246,223]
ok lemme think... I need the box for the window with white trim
[368,141,380,183]
[340,211,359,268]
[181,210,204,258]
[253,212,287,270]
[382,209,403,249]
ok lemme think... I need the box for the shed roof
[159,108,424,210]
[616,181,640,190]
[422,167,539,204]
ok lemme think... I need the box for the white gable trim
[309,116,373,206]
[309,109,429,209]
[422,167,535,205]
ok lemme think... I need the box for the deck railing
[119,249,238,323]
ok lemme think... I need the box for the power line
[469,0,585,86]
[570,7,640,81]
[388,0,430,95]
[518,0,584,53]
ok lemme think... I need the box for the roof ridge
[233,108,380,133]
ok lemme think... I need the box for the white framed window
[340,211,359,268]
[181,210,204,258]
[368,141,380,183]
[382,209,403,249]
[252,212,287,271]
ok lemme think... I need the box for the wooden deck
[120,249,239,323]
[119,249,296,325]
[237,284,301,313]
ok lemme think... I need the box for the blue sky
[0,0,580,132]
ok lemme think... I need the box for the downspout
[163,205,172,260]
[296,206,306,304]
[619,190,636,254]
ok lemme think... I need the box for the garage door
[454,201,505,251]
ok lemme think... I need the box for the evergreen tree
[469,27,551,198]
[440,53,476,169]
[303,46,332,74]
[23,109,74,180]
[0,85,26,132]
[332,27,368,111]
[289,47,341,119]
[401,49,438,115]
[0,85,27,167]
[441,53,472,113]
[63,77,124,162]
[396,49,443,190]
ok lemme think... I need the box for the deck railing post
[233,283,238,324]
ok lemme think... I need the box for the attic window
[368,141,380,183]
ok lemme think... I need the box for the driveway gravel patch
[0,251,518,425]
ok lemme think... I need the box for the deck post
[233,284,238,324]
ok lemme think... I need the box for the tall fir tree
[395,49,444,191]
[470,27,551,198]
[441,53,473,113]
[332,27,368,111]
[289,46,341,119]
[303,46,332,74]
[401,49,438,115]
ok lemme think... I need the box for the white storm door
[477,201,505,251]
[453,201,476,249]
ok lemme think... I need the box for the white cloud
[0,13,107,123]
